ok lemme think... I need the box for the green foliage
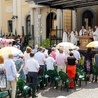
[79,56,84,66]
[40,38,54,47]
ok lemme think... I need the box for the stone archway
[46,12,57,38]
[77,8,96,31]
[82,10,93,29]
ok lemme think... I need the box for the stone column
[35,7,41,45]
[0,0,2,36]
[30,8,34,38]
[72,10,76,29]
[29,8,34,47]
[17,0,22,35]
[57,9,62,38]
[12,0,17,35]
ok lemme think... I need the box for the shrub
[40,38,54,47]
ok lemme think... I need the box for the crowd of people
[62,25,98,45]
[0,26,98,98]
[0,40,98,98]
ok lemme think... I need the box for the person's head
[9,42,12,45]
[8,54,14,59]
[87,48,92,52]
[88,26,91,30]
[51,47,55,51]
[17,45,20,49]
[42,48,45,53]
[59,49,63,53]
[19,54,24,59]
[73,28,76,31]
[95,25,98,29]
[69,52,73,56]
[0,56,4,64]
[38,47,43,52]
[65,28,68,32]
[26,46,32,53]
[30,52,34,58]
[82,26,84,29]
[16,39,20,43]
[35,45,38,49]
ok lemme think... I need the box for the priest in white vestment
[79,26,86,36]
[93,26,98,41]
[62,29,69,42]
[70,28,78,45]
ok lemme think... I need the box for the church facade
[0,0,73,45]
[1,0,97,45]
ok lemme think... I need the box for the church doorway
[82,10,94,29]
[26,15,31,35]
[46,12,57,38]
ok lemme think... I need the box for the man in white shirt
[44,54,56,70]
[93,25,98,41]
[34,47,45,88]
[72,49,80,60]
[72,49,81,67]
[34,47,45,76]
[79,26,86,36]
[4,54,18,98]
[26,52,40,97]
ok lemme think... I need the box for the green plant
[40,38,54,47]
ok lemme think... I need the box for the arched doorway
[46,12,57,38]
[82,10,94,29]
[26,15,31,35]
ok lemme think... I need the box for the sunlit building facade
[0,0,76,45]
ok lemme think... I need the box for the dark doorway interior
[46,12,57,38]
[82,10,94,29]
[26,15,31,35]
[8,20,13,32]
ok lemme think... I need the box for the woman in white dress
[70,28,78,45]
[0,56,6,90]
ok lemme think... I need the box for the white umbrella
[0,38,2,41]
[0,47,23,59]
[86,41,98,48]
[56,42,78,50]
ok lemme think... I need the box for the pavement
[35,82,98,98]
